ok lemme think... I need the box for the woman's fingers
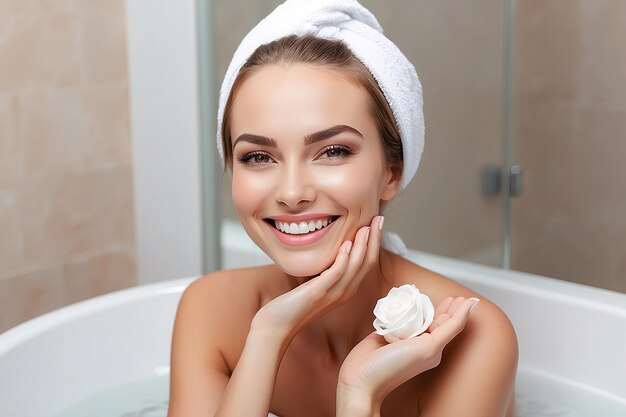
[343,225,371,278]
[341,216,382,293]
[428,297,455,333]
[315,240,353,286]
[363,216,384,270]
[434,296,454,316]
[447,296,470,315]
[430,297,478,347]
[306,219,373,297]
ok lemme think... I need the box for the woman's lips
[266,217,338,246]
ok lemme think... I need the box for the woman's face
[230,63,398,277]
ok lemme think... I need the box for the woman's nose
[275,163,316,208]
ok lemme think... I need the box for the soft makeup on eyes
[233,124,363,165]
[237,144,354,165]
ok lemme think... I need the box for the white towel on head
[216,0,424,191]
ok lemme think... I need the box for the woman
[167,3,518,417]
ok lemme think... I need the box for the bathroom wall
[0,0,136,333]
[511,0,626,293]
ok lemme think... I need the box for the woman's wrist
[336,384,382,417]
[248,320,295,357]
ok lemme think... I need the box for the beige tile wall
[0,0,136,333]
[512,0,626,293]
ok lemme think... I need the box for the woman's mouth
[263,216,340,246]
[268,216,339,235]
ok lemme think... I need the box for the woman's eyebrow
[233,124,363,149]
[304,124,363,145]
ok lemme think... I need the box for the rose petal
[387,310,423,339]
[380,285,417,321]
[405,293,435,338]
[387,298,418,324]
[373,298,390,322]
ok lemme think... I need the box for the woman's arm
[213,326,290,417]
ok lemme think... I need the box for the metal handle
[509,164,523,197]
[482,164,523,197]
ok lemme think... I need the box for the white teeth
[274,217,335,235]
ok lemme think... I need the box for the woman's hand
[251,215,384,342]
[337,296,480,408]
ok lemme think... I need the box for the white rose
[373,284,435,343]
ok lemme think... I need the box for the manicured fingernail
[469,297,480,312]
[364,227,371,241]
[378,216,385,230]
[344,241,353,254]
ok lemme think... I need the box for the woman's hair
[221,34,403,185]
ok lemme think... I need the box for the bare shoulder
[180,265,287,370]
[387,252,518,416]
[184,267,264,317]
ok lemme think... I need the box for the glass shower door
[509,1,626,293]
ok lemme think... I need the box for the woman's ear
[380,165,401,201]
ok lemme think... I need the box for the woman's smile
[264,215,341,247]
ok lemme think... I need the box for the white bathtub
[1,222,625,416]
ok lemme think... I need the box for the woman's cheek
[318,165,380,213]
[232,172,268,215]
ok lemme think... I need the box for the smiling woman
[167,2,517,417]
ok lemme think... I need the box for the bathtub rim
[0,276,199,357]
[405,250,626,317]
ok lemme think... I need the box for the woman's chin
[273,254,335,278]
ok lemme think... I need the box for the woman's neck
[292,249,396,366]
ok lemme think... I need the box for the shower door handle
[482,164,523,197]
[509,165,523,197]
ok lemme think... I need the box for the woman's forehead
[230,64,373,136]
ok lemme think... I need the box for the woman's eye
[237,152,273,165]
[321,145,353,159]
[237,146,353,166]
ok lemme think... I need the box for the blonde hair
[220,34,403,184]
